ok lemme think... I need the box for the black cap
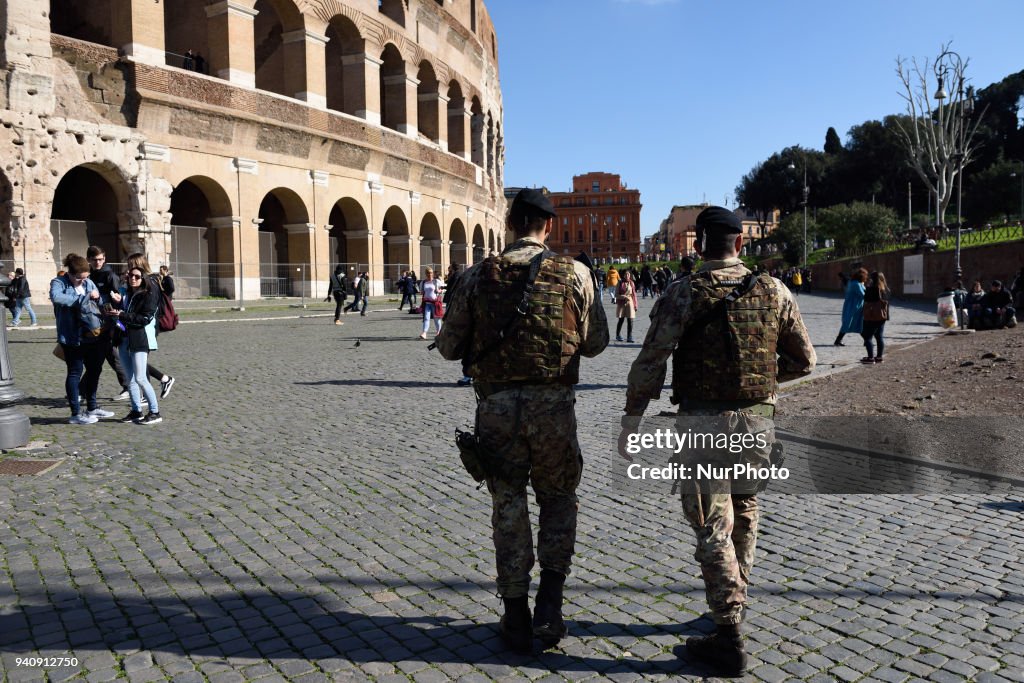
[695,206,742,237]
[510,188,557,220]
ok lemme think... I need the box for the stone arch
[416,60,440,143]
[378,0,405,27]
[470,97,484,166]
[254,0,305,98]
[449,218,467,266]
[258,187,309,295]
[168,176,233,297]
[0,170,14,262]
[447,80,466,157]
[328,196,369,273]
[50,0,114,48]
[51,163,133,263]
[379,43,406,133]
[163,0,210,71]
[382,204,409,288]
[419,212,441,272]
[472,223,484,263]
[324,14,365,116]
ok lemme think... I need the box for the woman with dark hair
[615,270,638,343]
[834,268,867,346]
[108,265,162,424]
[860,271,890,363]
[49,253,113,424]
[126,253,176,398]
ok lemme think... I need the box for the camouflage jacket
[624,258,815,416]
[435,237,609,379]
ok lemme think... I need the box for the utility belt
[473,378,569,400]
[678,398,776,418]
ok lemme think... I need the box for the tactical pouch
[757,441,785,493]
[455,428,488,483]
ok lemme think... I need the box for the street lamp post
[787,161,810,267]
[589,213,595,257]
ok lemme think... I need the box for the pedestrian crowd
[26,246,178,426]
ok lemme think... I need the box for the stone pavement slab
[1,294,1020,681]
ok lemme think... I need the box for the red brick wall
[808,241,1024,298]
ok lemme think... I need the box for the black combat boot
[499,596,532,654]
[685,623,748,676]
[533,569,568,648]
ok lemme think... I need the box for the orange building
[546,172,642,262]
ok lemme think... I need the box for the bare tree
[894,43,986,229]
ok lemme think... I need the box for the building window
[620,228,627,241]
[592,230,597,241]
[592,181,600,192]
[562,217,568,225]
[604,197,613,205]
[563,231,569,242]
[620,215,626,223]
[577,230,583,242]
[590,198,598,206]
[577,217,583,225]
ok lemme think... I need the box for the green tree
[824,127,843,155]
[736,146,828,232]
[964,159,1023,223]
[772,211,818,266]
[817,202,899,252]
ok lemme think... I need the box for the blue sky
[487,0,1024,238]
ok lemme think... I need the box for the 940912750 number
[15,657,79,667]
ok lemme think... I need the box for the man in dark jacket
[87,246,130,401]
[6,268,37,326]
[982,280,1016,329]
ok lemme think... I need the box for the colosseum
[0,0,506,299]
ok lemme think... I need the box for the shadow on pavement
[0,589,708,676]
[978,500,1024,512]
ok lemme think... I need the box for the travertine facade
[1,0,506,298]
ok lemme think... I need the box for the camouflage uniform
[624,257,815,625]
[436,236,609,598]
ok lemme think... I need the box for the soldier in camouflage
[621,206,815,676]
[436,188,609,653]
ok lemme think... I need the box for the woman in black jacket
[860,271,890,363]
[109,264,164,424]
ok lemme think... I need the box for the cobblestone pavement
[2,294,1022,682]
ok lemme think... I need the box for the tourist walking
[7,268,37,327]
[606,265,620,304]
[418,267,444,339]
[344,271,363,313]
[834,268,867,346]
[326,265,348,324]
[108,265,162,424]
[615,270,638,342]
[860,271,890,363]
[50,254,115,425]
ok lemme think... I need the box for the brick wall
[809,241,1024,298]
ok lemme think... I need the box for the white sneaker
[87,408,115,419]
[113,390,131,401]
[69,414,98,425]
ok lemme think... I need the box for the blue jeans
[62,342,106,415]
[119,343,159,414]
[422,302,443,334]
[12,297,36,325]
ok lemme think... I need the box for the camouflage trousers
[680,480,759,625]
[477,385,583,599]
[675,408,770,625]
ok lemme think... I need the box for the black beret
[511,188,557,219]
[695,206,743,239]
